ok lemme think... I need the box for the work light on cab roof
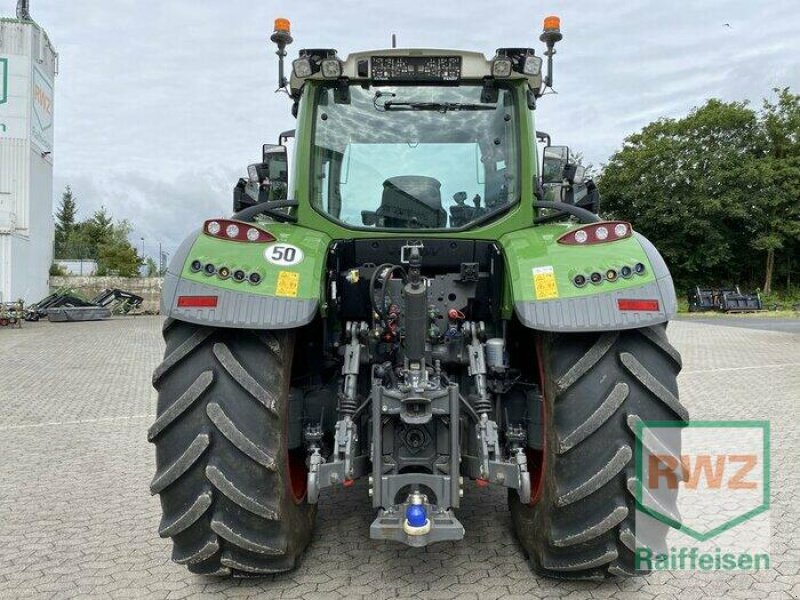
[269,15,563,99]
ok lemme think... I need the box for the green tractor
[149,15,687,579]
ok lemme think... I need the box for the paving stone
[0,317,796,599]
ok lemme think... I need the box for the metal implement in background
[25,288,96,321]
[688,286,764,313]
[719,288,765,312]
[0,301,24,327]
[92,289,144,314]
[47,306,112,322]
[24,288,144,322]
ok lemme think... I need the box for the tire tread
[510,326,687,579]
[150,322,314,577]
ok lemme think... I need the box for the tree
[52,189,143,277]
[54,186,77,258]
[752,89,800,293]
[599,99,760,289]
[97,240,141,277]
[146,257,158,277]
[598,92,800,293]
[49,263,68,276]
[94,216,142,276]
[77,206,114,259]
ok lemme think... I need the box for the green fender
[161,222,330,329]
[162,219,677,333]
[499,223,678,332]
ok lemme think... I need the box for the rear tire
[149,319,316,576]
[509,325,687,579]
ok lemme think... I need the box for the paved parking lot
[676,315,800,334]
[0,317,798,599]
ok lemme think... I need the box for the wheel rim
[527,336,548,505]
[287,447,308,502]
[526,448,545,505]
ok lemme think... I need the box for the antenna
[391,33,397,49]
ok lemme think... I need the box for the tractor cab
[245,28,552,232]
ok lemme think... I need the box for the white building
[0,2,57,303]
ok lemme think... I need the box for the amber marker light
[274,18,291,34]
[543,15,561,32]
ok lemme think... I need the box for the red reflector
[177,295,218,308]
[617,299,660,312]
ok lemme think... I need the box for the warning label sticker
[276,271,300,298]
[533,266,559,300]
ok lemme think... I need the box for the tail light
[203,219,275,243]
[558,221,632,245]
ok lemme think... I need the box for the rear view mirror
[260,144,289,201]
[541,145,569,185]
[234,145,290,212]
[262,144,289,184]
[247,163,267,184]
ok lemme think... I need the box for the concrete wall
[49,276,163,313]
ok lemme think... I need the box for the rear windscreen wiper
[382,101,495,112]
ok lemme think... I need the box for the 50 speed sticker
[533,265,559,300]
[265,243,304,266]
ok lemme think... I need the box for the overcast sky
[17,0,800,259]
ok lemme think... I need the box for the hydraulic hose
[369,264,406,319]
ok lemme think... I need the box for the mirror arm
[278,129,296,145]
[232,199,299,223]
[536,131,551,146]
[533,200,601,224]
[533,179,544,202]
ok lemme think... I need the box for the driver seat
[376,176,447,228]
